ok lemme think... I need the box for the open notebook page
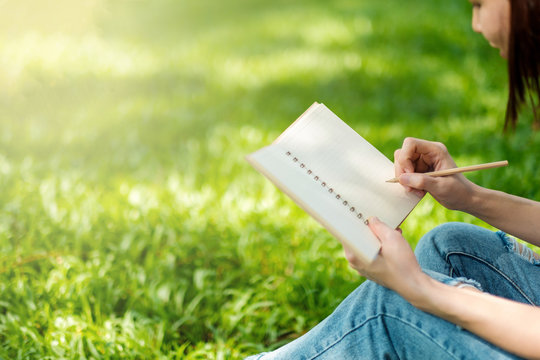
[275,103,419,228]
[248,145,382,262]
[247,103,420,262]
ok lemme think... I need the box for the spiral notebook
[246,102,421,263]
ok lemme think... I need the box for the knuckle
[403,137,415,146]
[434,142,448,153]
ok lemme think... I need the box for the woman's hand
[394,137,478,211]
[343,217,428,300]
[345,219,540,360]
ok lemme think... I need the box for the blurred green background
[1,0,539,358]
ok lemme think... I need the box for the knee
[415,222,476,264]
[351,280,408,315]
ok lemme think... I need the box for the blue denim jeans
[245,222,540,359]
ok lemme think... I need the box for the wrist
[460,182,486,214]
[399,272,439,308]
[403,274,485,329]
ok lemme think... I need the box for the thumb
[399,173,436,191]
[367,217,397,244]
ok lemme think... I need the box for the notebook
[246,102,421,263]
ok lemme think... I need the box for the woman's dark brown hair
[505,0,540,130]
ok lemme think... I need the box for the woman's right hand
[394,137,478,211]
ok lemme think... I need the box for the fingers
[394,149,403,178]
[342,242,369,273]
[398,137,421,173]
[401,137,448,162]
[367,217,401,244]
[396,137,449,175]
[394,149,412,192]
[343,246,361,271]
[398,173,432,197]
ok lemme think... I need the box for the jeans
[245,222,540,359]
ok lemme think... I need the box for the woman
[246,0,540,359]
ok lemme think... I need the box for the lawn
[0,0,539,358]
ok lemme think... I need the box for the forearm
[407,275,540,359]
[463,183,540,246]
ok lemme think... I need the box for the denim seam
[446,251,535,305]
[380,314,401,360]
[308,313,461,360]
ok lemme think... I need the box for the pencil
[385,160,509,183]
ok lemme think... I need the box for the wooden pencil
[385,160,509,183]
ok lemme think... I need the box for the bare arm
[465,184,540,247]
[410,274,540,359]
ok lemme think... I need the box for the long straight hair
[505,0,540,130]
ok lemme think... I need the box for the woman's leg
[246,279,521,360]
[415,222,540,305]
[245,222,539,359]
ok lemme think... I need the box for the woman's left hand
[343,217,428,299]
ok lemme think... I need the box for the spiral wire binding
[286,151,368,225]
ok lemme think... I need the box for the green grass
[0,0,539,358]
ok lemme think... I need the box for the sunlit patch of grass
[0,33,158,87]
